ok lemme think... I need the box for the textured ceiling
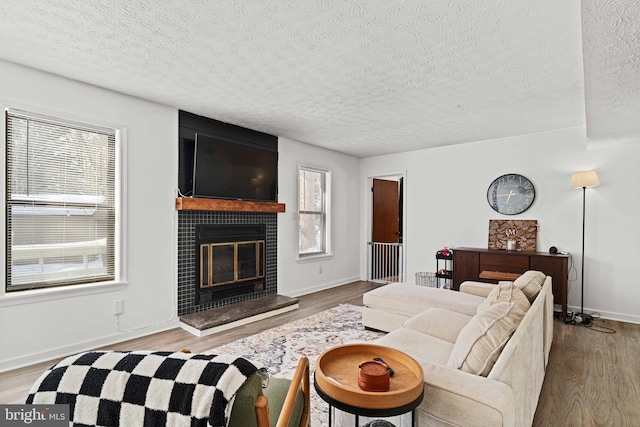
[581,0,640,143]
[0,1,636,157]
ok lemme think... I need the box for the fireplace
[176,112,283,315]
[195,223,266,304]
[176,210,278,316]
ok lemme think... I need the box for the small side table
[314,343,424,427]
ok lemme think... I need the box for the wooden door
[372,179,400,243]
[371,178,402,282]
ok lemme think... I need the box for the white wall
[2,59,636,374]
[360,127,640,324]
[277,137,361,296]
[0,63,363,372]
[0,61,179,371]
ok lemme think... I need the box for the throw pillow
[447,302,525,376]
[477,281,530,314]
[513,270,546,301]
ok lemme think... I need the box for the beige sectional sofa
[362,271,554,426]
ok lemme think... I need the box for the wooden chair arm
[276,356,310,427]
[255,395,270,427]
[255,356,310,427]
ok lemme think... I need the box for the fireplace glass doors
[195,223,267,304]
[200,240,265,287]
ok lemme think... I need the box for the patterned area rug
[206,303,385,426]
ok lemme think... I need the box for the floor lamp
[570,170,600,325]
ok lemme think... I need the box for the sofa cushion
[363,283,485,317]
[477,281,530,314]
[377,328,455,366]
[447,302,525,376]
[513,270,546,301]
[403,308,472,343]
[459,281,496,298]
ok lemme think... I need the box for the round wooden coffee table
[314,343,424,426]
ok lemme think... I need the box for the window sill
[296,253,334,263]
[0,281,127,308]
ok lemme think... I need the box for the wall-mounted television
[192,133,278,202]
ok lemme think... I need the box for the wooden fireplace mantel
[175,197,286,213]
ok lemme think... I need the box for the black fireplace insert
[195,223,266,304]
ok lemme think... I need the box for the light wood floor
[533,315,640,426]
[0,281,381,405]
[2,281,639,426]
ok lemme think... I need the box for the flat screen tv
[192,133,278,202]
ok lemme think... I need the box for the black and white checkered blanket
[26,351,259,427]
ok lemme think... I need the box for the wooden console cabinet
[452,247,569,318]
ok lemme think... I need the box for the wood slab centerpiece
[488,219,538,252]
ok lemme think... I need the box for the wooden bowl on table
[315,343,423,410]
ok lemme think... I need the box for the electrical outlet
[113,299,124,315]
[319,265,323,274]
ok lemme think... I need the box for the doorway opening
[368,175,405,283]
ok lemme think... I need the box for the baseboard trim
[284,276,361,298]
[566,305,640,325]
[0,321,179,373]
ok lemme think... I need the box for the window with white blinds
[298,166,330,257]
[5,109,117,291]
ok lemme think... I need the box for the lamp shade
[571,170,600,189]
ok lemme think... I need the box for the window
[5,109,117,292]
[298,165,330,257]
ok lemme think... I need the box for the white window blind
[6,109,116,291]
[298,166,329,257]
